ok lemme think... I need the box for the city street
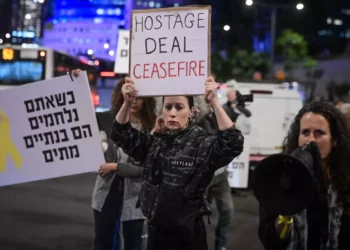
[0,83,264,250]
[0,0,349,248]
[0,173,263,250]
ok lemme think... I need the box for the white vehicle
[0,45,100,107]
[219,80,304,189]
[218,80,303,157]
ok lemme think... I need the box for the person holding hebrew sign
[258,101,350,250]
[72,70,156,250]
[111,76,244,250]
[92,79,156,250]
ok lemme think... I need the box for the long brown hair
[110,78,156,132]
[282,101,350,213]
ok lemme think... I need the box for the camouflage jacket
[111,121,244,198]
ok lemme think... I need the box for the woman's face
[130,97,143,114]
[162,96,192,131]
[298,112,333,160]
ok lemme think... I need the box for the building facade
[42,0,188,61]
[10,0,45,44]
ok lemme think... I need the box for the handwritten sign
[130,6,211,96]
[0,72,104,187]
[114,29,130,74]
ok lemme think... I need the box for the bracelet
[277,215,293,239]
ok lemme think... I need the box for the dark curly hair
[282,101,350,213]
[111,78,156,132]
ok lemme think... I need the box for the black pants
[146,219,208,250]
[122,219,145,250]
[94,177,123,250]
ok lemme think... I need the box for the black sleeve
[258,205,290,250]
[200,126,244,171]
[95,112,102,130]
[236,106,252,118]
[116,163,143,177]
[111,120,154,165]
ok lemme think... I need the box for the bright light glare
[246,0,253,6]
[104,43,109,49]
[223,25,230,31]
[334,19,343,25]
[296,3,304,10]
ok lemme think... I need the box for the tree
[303,57,318,79]
[211,52,232,83]
[211,49,269,83]
[276,29,311,77]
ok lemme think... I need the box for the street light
[223,25,230,31]
[296,3,304,10]
[246,0,253,6]
[245,1,304,76]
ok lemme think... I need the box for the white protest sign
[227,136,251,188]
[0,72,104,187]
[130,6,211,96]
[114,29,130,74]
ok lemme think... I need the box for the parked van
[219,80,304,189]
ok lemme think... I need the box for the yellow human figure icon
[0,109,23,173]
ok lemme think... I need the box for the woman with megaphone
[256,101,350,250]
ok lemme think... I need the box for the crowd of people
[72,69,350,250]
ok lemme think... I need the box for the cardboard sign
[130,6,211,96]
[0,72,104,187]
[114,29,130,74]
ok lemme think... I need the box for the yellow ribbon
[0,109,23,173]
[277,215,293,239]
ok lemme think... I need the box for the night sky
[0,0,348,55]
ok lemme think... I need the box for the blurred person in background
[222,88,251,198]
[335,100,345,110]
[337,101,350,132]
[196,81,234,250]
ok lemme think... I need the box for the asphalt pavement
[0,173,263,250]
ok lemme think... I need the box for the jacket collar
[153,124,201,145]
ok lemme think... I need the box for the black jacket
[111,121,243,195]
[111,121,243,241]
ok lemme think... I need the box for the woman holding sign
[111,76,244,250]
